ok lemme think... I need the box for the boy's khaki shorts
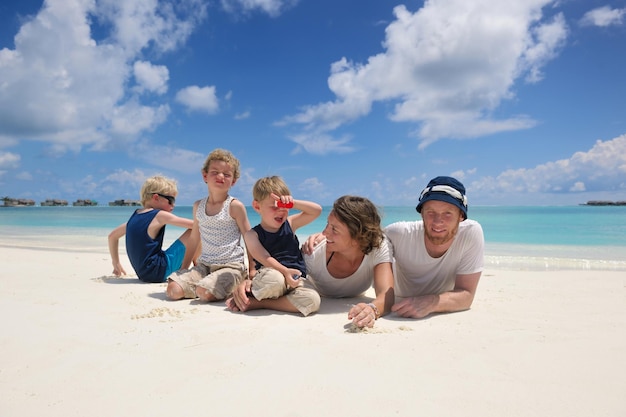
[251,268,321,316]
[168,262,246,300]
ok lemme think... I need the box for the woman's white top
[304,237,393,297]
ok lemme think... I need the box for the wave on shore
[2,229,625,272]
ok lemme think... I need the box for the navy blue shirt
[125,209,167,283]
[252,221,306,277]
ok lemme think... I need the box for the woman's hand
[348,302,377,328]
[301,232,325,255]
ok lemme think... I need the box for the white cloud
[0,151,20,169]
[451,168,477,181]
[101,168,148,197]
[279,0,568,150]
[298,176,323,192]
[16,171,33,181]
[298,177,331,200]
[234,111,251,120]
[472,134,626,197]
[103,168,147,184]
[132,142,206,175]
[580,6,626,27]
[109,100,170,136]
[288,132,355,155]
[220,0,299,17]
[175,85,220,114]
[570,181,586,192]
[96,0,207,55]
[522,13,568,83]
[74,174,99,196]
[133,60,169,94]
[0,0,206,152]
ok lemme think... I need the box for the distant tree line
[581,200,626,206]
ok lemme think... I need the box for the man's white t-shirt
[384,220,484,298]
[303,237,393,297]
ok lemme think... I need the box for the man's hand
[391,295,439,319]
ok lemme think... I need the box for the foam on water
[2,205,625,271]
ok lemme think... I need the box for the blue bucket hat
[416,176,468,219]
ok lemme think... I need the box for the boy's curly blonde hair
[139,175,178,206]
[201,149,241,180]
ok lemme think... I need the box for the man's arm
[392,271,481,319]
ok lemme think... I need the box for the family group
[108,149,484,328]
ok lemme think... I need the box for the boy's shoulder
[136,207,156,214]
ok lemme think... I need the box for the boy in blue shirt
[108,175,197,283]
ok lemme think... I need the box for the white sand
[1,245,625,417]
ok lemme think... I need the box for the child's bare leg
[166,280,185,300]
[178,229,198,269]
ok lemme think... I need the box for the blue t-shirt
[125,209,167,283]
[252,221,306,277]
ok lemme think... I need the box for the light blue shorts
[164,239,186,278]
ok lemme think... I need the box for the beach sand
[1,245,625,417]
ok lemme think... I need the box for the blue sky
[1,0,625,207]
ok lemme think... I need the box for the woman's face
[322,212,356,251]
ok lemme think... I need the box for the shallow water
[1,205,625,271]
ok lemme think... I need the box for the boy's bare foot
[225,297,240,312]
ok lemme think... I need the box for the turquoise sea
[1,205,625,271]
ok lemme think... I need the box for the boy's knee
[287,288,321,316]
[166,280,184,300]
[300,291,321,316]
[251,281,284,301]
[310,292,321,312]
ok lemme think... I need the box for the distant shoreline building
[1,197,36,207]
[581,200,626,206]
[40,199,69,206]
[2,196,141,207]
[73,199,98,206]
[108,199,141,206]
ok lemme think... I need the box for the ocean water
[1,205,625,271]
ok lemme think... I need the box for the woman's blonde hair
[331,195,383,255]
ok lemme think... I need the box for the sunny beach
[2,0,626,416]
[1,205,625,417]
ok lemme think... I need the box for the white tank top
[197,196,245,265]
